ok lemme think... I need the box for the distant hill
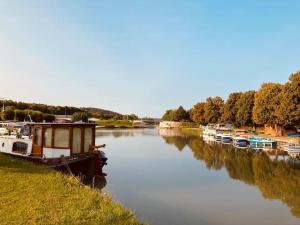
[2,99,122,117]
[80,107,121,116]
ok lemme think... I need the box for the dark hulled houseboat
[0,122,107,177]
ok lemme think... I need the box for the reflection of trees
[162,136,189,151]
[253,156,300,217]
[160,130,300,218]
[96,129,158,138]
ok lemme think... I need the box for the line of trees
[0,100,141,121]
[0,100,82,115]
[1,106,55,122]
[162,71,300,128]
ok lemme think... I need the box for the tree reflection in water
[160,129,300,218]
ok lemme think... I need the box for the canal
[96,128,300,225]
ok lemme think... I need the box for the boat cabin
[31,123,96,158]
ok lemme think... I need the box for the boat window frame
[53,127,70,149]
[44,128,53,148]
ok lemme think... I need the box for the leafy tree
[30,111,43,122]
[203,97,224,124]
[275,72,300,126]
[72,112,89,122]
[174,106,189,122]
[235,91,255,127]
[162,106,190,122]
[220,92,242,125]
[112,114,123,120]
[253,83,282,125]
[162,110,173,121]
[43,114,55,122]
[123,114,139,120]
[15,109,27,121]
[3,106,15,120]
[190,102,206,125]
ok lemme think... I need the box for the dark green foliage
[162,110,173,121]
[3,106,15,120]
[30,111,44,122]
[72,112,89,122]
[2,100,121,119]
[162,106,190,122]
[43,114,56,122]
[14,109,27,121]
[122,114,139,120]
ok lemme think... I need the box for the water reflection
[97,128,158,138]
[160,130,300,218]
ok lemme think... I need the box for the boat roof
[30,122,96,128]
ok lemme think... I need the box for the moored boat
[203,124,217,136]
[0,122,107,176]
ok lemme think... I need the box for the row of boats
[202,125,300,157]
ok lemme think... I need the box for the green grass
[0,153,144,225]
[97,120,133,128]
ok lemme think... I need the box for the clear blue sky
[0,0,299,117]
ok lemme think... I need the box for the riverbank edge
[0,153,144,225]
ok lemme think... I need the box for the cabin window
[72,128,81,154]
[84,127,93,152]
[54,128,69,148]
[12,142,28,154]
[34,128,42,146]
[44,128,52,147]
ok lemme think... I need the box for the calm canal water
[96,128,300,225]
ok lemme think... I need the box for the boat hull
[3,151,107,177]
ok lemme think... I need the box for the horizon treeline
[0,100,139,122]
[162,71,300,128]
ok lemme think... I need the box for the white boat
[216,123,234,133]
[203,125,217,136]
[283,146,300,157]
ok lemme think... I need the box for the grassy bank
[97,120,133,128]
[0,153,143,225]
